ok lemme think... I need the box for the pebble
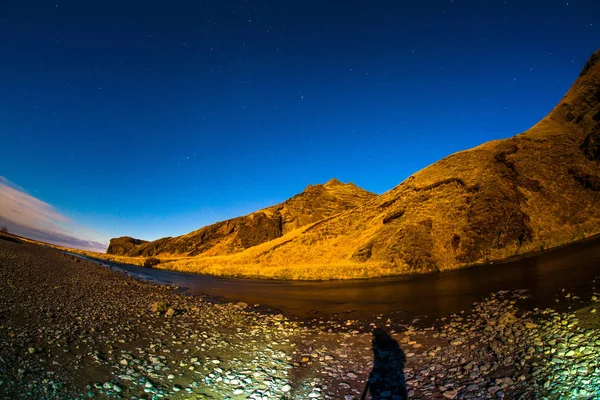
[4,245,600,400]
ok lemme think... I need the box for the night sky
[1,1,599,247]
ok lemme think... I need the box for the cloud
[0,177,108,252]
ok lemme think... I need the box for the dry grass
[159,259,396,280]
[151,222,406,280]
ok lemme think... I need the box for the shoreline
[59,231,600,285]
[7,230,600,282]
[2,238,600,399]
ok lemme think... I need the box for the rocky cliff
[106,237,148,256]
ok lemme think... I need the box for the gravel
[1,238,599,399]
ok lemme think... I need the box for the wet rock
[143,257,161,268]
[151,301,169,313]
[235,302,249,309]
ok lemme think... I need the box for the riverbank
[9,230,600,285]
[69,233,600,324]
[1,237,600,399]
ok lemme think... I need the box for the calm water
[77,236,600,321]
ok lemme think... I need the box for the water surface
[79,236,600,321]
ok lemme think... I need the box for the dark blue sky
[1,0,598,244]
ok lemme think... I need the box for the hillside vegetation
[107,179,375,257]
[106,50,600,280]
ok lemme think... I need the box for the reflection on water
[79,235,600,321]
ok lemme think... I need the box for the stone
[143,257,160,268]
[151,301,168,313]
[499,312,518,325]
[443,389,458,399]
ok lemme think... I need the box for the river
[76,235,600,322]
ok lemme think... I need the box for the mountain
[153,49,600,279]
[106,179,376,257]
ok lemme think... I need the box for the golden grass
[159,259,398,280]
[151,223,398,280]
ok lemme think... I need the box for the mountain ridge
[110,49,600,280]
[220,49,600,276]
[106,179,376,257]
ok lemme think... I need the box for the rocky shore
[1,237,599,399]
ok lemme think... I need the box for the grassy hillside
[148,49,600,279]
[107,179,376,257]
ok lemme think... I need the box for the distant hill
[107,179,376,257]
[145,49,600,279]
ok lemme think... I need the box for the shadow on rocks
[361,328,408,400]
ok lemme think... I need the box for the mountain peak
[542,48,600,133]
[579,49,600,78]
[324,178,343,187]
[107,179,376,257]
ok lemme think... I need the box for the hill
[153,49,600,279]
[107,179,376,257]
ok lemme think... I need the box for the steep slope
[107,179,376,257]
[161,50,600,279]
[106,237,148,255]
